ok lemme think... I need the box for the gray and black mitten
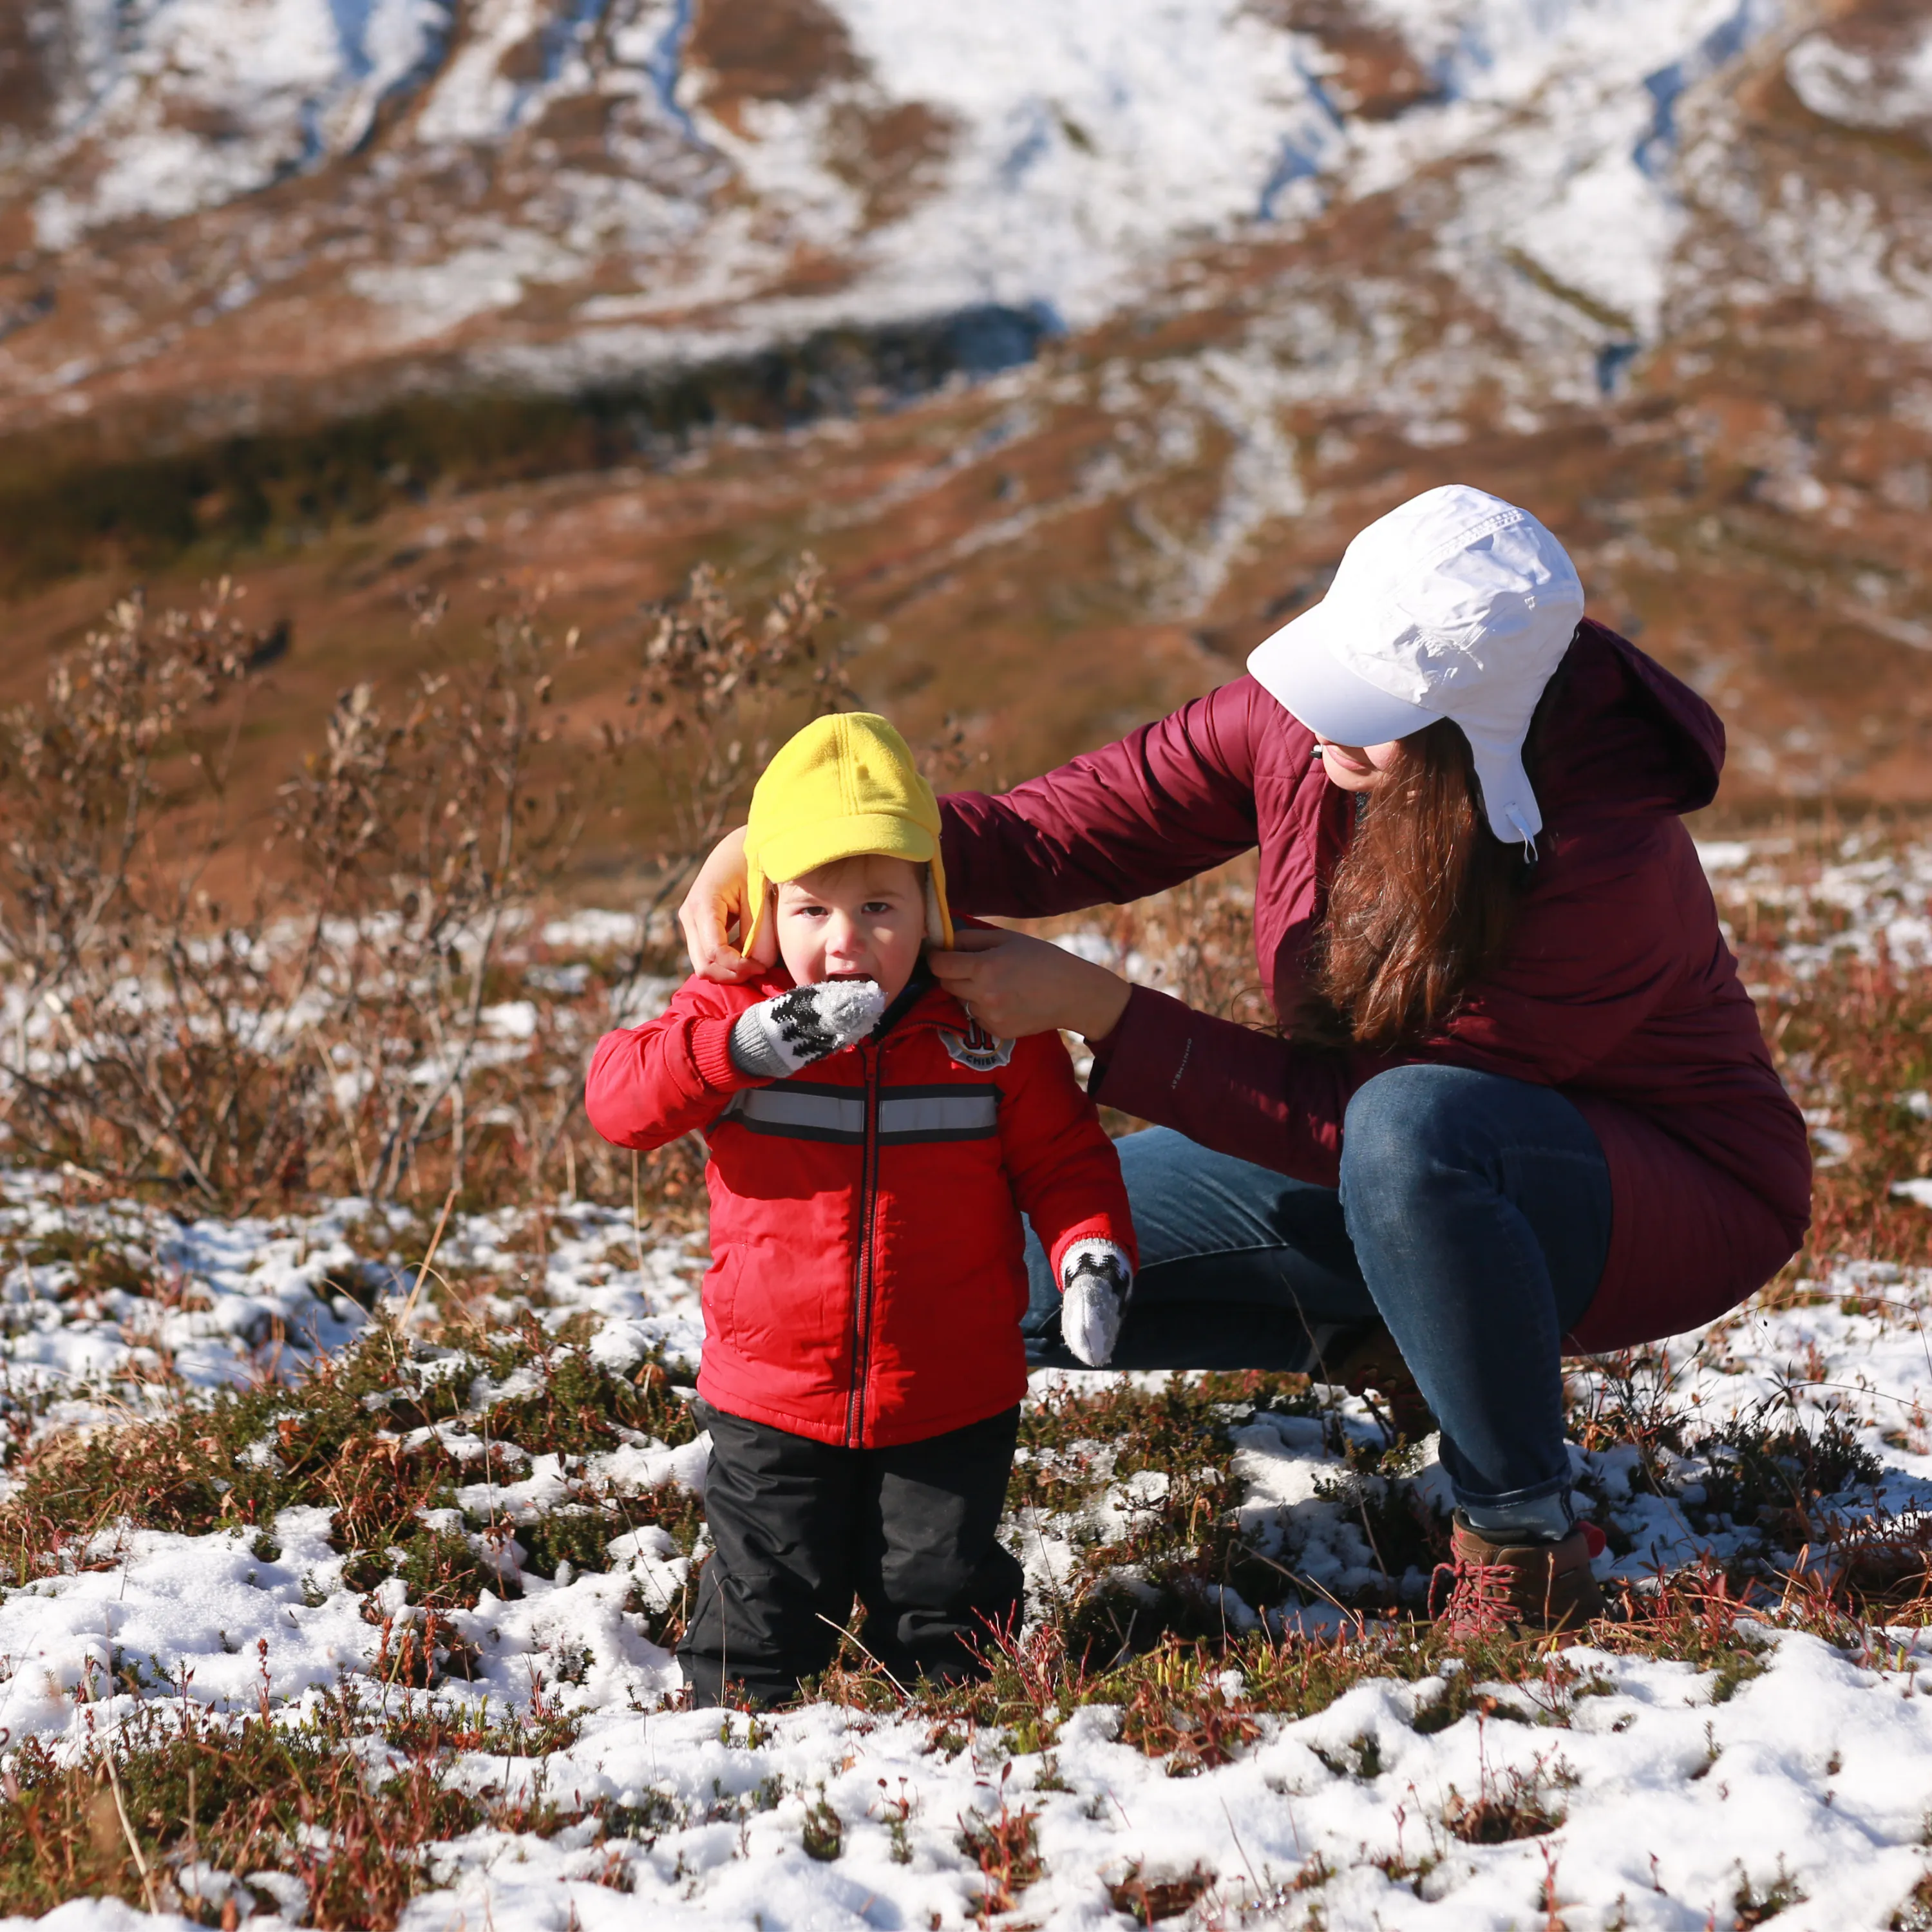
[728,980,887,1079]
[1059,1238,1133,1368]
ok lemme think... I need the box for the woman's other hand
[927,927,1132,1042]
[677,827,776,983]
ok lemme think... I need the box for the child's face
[774,855,926,1002]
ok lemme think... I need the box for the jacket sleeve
[584,976,765,1151]
[996,1033,1139,1282]
[1086,820,1692,1186]
[939,678,1276,916]
[1084,989,1374,1188]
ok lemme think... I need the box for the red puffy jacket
[585,970,1135,1447]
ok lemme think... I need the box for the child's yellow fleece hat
[743,712,954,955]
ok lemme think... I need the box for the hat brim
[1249,604,1545,845]
[759,813,938,887]
[1247,603,1439,748]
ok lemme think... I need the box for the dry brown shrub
[0,559,846,1213]
[1107,1864,1214,1925]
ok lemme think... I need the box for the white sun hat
[1246,485,1586,846]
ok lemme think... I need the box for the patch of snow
[33,0,453,247]
[540,909,646,952]
[1787,26,1932,131]
[480,999,541,1041]
[1696,838,1754,871]
[0,1179,383,1431]
[1748,174,1932,345]
[348,234,584,343]
[1710,838,1932,976]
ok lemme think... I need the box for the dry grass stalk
[0,560,846,1215]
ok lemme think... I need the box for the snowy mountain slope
[5,0,1921,414]
[0,0,1930,816]
[19,0,454,249]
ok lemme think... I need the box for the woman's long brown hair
[1312,670,1564,1050]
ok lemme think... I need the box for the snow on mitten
[728,980,887,1079]
[1059,1239,1133,1368]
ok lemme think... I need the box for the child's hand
[729,980,887,1080]
[1059,1240,1133,1367]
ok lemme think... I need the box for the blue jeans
[1023,1063,1613,1514]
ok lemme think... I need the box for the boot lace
[1430,1554,1517,1640]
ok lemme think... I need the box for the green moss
[519,1504,623,1580]
[800,1796,844,1861]
[1709,1640,1772,1705]
[393,1528,499,1609]
[480,1343,699,1457]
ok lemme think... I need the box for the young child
[585,712,1135,1707]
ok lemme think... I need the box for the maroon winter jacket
[939,621,1810,1352]
[585,969,1135,1446]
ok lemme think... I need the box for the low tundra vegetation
[2,580,1932,1923]
[0,1241,1911,1925]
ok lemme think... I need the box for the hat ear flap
[742,874,778,961]
[923,871,947,948]
[746,884,781,967]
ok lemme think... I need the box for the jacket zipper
[844,1042,883,1446]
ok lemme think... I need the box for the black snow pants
[678,1402,1025,1709]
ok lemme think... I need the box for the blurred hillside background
[2,0,1930,886]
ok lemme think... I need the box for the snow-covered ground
[5,1175,1932,1930]
[5,837,1932,1928]
[1696,833,1932,978]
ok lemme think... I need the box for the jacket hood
[1534,621,1725,824]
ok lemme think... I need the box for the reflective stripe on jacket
[585,971,1135,1446]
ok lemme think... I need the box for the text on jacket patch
[938,1021,1016,1072]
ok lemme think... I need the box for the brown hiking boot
[1321,1325,1437,1441]
[1431,1517,1607,1638]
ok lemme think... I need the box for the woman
[677,485,1811,1628]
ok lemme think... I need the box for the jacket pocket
[704,1248,742,1352]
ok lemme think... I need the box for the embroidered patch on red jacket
[938,1021,1015,1072]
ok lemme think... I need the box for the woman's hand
[927,928,1132,1042]
[677,827,777,983]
